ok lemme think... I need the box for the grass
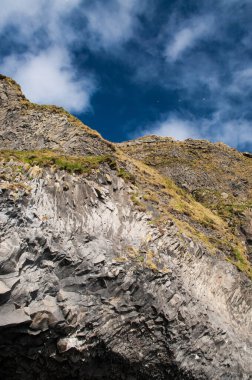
[1,75,116,151]
[143,192,159,204]
[117,167,136,183]
[115,149,252,279]
[193,189,252,235]
[130,194,147,212]
[124,246,159,271]
[230,247,252,275]
[0,74,23,94]
[0,150,114,175]
[22,101,102,138]
[217,202,252,219]
[1,73,251,278]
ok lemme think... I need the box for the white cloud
[2,48,95,112]
[73,0,145,52]
[0,0,82,41]
[141,116,200,140]
[0,0,95,112]
[227,67,252,96]
[0,1,43,29]
[165,17,214,62]
[213,120,252,148]
[0,0,145,113]
[137,113,252,150]
[0,0,144,50]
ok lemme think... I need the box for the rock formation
[119,136,252,266]
[0,75,251,379]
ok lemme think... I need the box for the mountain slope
[0,75,251,379]
[120,136,252,276]
[0,74,114,156]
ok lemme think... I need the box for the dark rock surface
[0,76,251,379]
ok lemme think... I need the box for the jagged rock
[119,136,252,264]
[0,75,251,379]
[243,152,252,158]
[0,304,31,327]
[0,75,114,156]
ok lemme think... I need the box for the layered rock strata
[0,75,251,379]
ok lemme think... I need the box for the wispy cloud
[228,67,252,97]
[0,0,145,112]
[139,116,198,140]
[1,48,95,112]
[139,113,252,151]
[0,0,82,44]
[82,0,145,50]
[165,16,214,62]
[129,1,252,150]
[1,1,252,150]
[0,0,92,111]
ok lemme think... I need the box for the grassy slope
[119,139,252,278]
[0,150,114,174]
[1,75,251,278]
[115,150,251,278]
[1,148,251,278]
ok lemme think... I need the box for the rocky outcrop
[0,160,251,380]
[119,136,252,198]
[0,76,251,379]
[120,136,252,265]
[0,75,114,156]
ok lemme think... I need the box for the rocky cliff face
[120,136,252,271]
[0,75,114,156]
[0,75,251,379]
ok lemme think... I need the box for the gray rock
[0,280,10,296]
[0,304,31,327]
[0,164,250,380]
[0,75,251,380]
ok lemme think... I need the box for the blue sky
[1,0,252,151]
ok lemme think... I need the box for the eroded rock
[0,75,251,380]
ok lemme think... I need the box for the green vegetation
[218,202,252,219]
[130,193,147,212]
[124,246,159,271]
[21,100,103,138]
[115,149,252,279]
[0,78,251,279]
[0,150,114,175]
[143,191,159,204]
[117,167,135,183]
[229,247,252,277]
[1,75,113,143]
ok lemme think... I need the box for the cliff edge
[0,75,251,379]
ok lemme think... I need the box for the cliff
[119,136,252,273]
[0,75,251,379]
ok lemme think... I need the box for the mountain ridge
[119,134,252,275]
[2,74,250,277]
[0,74,251,379]
[0,74,115,156]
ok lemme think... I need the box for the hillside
[0,75,251,380]
[120,136,252,275]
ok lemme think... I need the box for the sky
[0,0,252,151]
